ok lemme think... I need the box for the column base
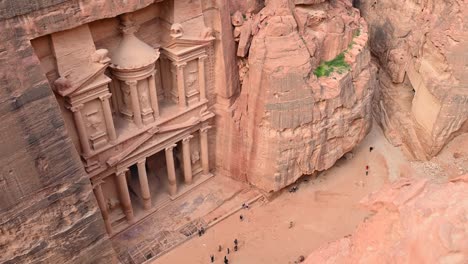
[169,172,213,201]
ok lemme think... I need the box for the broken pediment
[52,24,110,97]
[163,38,213,60]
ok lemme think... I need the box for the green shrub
[313,53,350,77]
[353,29,361,38]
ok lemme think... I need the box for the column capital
[99,93,112,101]
[137,158,146,165]
[68,104,84,112]
[173,62,187,69]
[116,168,129,176]
[165,143,177,152]
[200,125,212,133]
[91,179,105,188]
[198,55,208,61]
[182,135,194,143]
[125,80,138,86]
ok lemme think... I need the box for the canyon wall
[305,175,468,263]
[0,0,232,263]
[220,0,376,192]
[358,0,468,160]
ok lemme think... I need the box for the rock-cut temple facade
[32,9,217,235]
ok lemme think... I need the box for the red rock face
[358,0,468,160]
[0,1,163,263]
[305,175,468,263]
[224,0,376,191]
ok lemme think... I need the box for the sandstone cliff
[223,0,376,191]
[358,0,468,160]
[305,175,468,263]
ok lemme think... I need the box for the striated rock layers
[223,0,376,192]
[305,176,468,263]
[358,0,468,160]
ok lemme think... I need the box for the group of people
[210,239,239,263]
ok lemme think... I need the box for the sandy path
[152,123,408,264]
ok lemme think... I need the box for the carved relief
[186,70,198,91]
[120,84,133,118]
[85,109,103,136]
[83,100,108,150]
[191,150,200,164]
[139,86,151,111]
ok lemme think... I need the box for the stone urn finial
[170,23,184,39]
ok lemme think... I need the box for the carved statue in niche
[139,87,151,110]
[85,109,103,136]
[186,70,198,92]
[191,150,200,164]
[121,85,132,114]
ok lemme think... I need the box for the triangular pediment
[106,110,214,168]
[52,24,111,97]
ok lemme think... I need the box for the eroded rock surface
[358,0,468,160]
[305,175,468,263]
[223,0,376,191]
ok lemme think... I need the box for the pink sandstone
[305,175,468,263]
[220,0,376,191]
[359,0,468,160]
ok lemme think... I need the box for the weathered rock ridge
[305,175,468,263]
[358,0,468,160]
[223,0,376,191]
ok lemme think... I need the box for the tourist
[218,245,222,252]
[240,214,244,221]
[369,146,374,152]
[289,186,298,193]
[227,247,230,254]
[210,255,214,263]
[234,239,238,246]
[224,256,229,264]
[234,245,238,252]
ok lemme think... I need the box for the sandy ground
[151,122,416,264]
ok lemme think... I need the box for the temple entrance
[102,130,213,235]
[127,149,183,217]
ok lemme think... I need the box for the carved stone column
[175,62,187,107]
[198,55,208,101]
[92,180,113,235]
[182,135,194,184]
[99,93,117,143]
[200,126,211,175]
[69,104,91,156]
[137,159,152,210]
[116,169,134,223]
[148,71,160,119]
[109,79,119,113]
[165,144,178,196]
[127,80,143,128]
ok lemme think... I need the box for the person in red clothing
[366,165,369,176]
